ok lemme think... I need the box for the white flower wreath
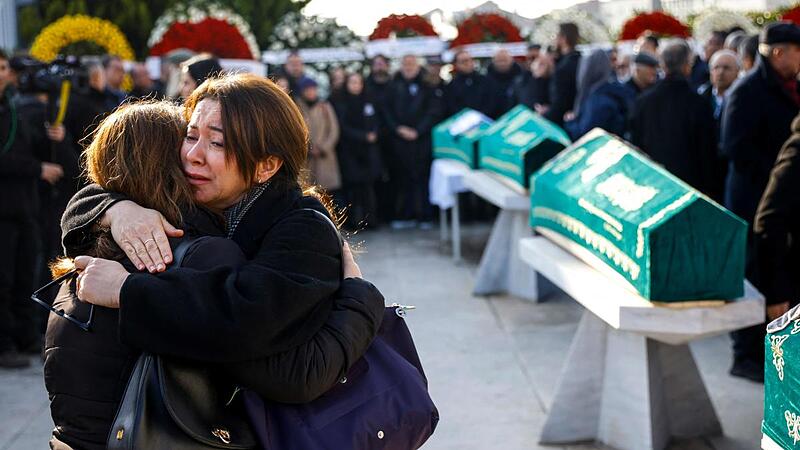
[692,8,757,43]
[531,10,612,46]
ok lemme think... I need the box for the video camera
[11,55,88,96]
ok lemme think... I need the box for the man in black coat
[486,49,523,118]
[629,40,718,195]
[697,49,741,203]
[545,22,581,126]
[721,22,800,382]
[624,52,659,97]
[367,54,397,224]
[444,50,495,118]
[0,51,64,368]
[754,114,800,328]
[383,55,443,228]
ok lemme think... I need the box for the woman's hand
[342,242,362,279]
[102,200,184,272]
[74,256,130,309]
[768,301,791,321]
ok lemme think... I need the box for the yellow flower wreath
[30,15,135,91]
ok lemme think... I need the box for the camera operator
[10,56,80,326]
[0,50,64,368]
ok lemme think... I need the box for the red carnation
[451,13,523,48]
[150,17,253,59]
[782,6,800,25]
[619,11,691,41]
[369,14,438,40]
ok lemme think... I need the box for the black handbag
[107,238,256,449]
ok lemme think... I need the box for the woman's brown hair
[184,73,340,220]
[184,73,309,191]
[51,101,194,277]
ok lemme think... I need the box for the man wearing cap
[624,52,659,97]
[721,21,800,382]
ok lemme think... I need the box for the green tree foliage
[17,0,309,59]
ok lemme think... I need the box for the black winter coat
[629,76,718,196]
[487,62,523,118]
[754,114,800,306]
[721,54,800,225]
[545,50,581,126]
[444,71,495,118]
[334,93,382,184]
[383,71,443,176]
[697,84,728,204]
[514,72,550,110]
[0,88,38,220]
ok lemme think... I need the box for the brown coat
[298,99,341,190]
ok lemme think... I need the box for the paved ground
[0,224,764,449]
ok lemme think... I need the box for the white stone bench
[463,170,548,301]
[519,235,765,450]
[429,159,469,261]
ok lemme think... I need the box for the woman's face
[346,75,363,95]
[180,70,198,99]
[181,99,249,212]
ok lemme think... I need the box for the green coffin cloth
[477,105,571,188]
[432,108,493,168]
[529,128,746,301]
[764,307,800,449]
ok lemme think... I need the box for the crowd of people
[2,16,800,389]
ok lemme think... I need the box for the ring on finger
[143,238,156,246]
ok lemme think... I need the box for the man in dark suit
[544,22,581,126]
[721,22,800,382]
[444,50,495,118]
[698,49,741,203]
[629,40,718,195]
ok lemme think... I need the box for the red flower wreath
[619,11,691,41]
[450,13,523,48]
[369,14,438,40]
[781,7,800,25]
[150,17,253,59]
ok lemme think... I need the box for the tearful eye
[211,141,224,148]
[185,135,198,142]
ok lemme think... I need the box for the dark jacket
[63,87,113,157]
[545,50,581,126]
[514,72,550,110]
[383,71,443,176]
[486,62,523,118]
[690,56,710,91]
[754,114,800,306]
[0,88,38,220]
[697,83,729,203]
[365,74,392,135]
[52,185,385,449]
[444,71,495,118]
[721,54,800,225]
[565,80,634,140]
[629,75,718,196]
[334,93,382,184]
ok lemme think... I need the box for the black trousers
[731,230,766,365]
[0,218,40,352]
[343,183,378,229]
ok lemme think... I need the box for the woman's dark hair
[52,101,193,277]
[183,54,223,85]
[184,73,308,191]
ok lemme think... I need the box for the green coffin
[477,105,571,188]
[432,108,493,168]
[764,308,800,449]
[529,128,746,302]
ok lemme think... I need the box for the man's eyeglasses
[30,269,94,332]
